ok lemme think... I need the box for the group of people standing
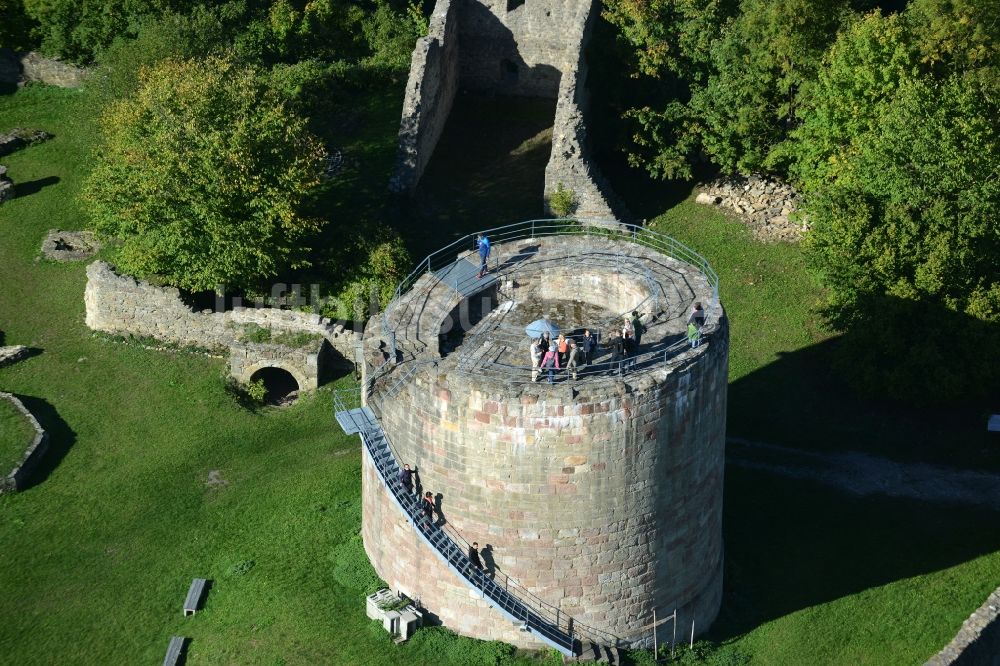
[529,310,647,383]
[529,328,600,383]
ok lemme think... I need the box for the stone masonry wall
[0,49,90,88]
[389,0,460,193]
[1,392,49,495]
[84,261,358,385]
[389,0,625,220]
[543,7,625,223]
[362,320,729,648]
[457,0,584,97]
[926,585,1000,666]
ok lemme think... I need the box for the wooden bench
[162,636,186,666]
[183,578,208,616]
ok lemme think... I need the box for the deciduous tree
[82,56,326,293]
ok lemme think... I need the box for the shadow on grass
[727,315,999,470]
[15,394,76,491]
[13,175,60,197]
[711,465,1000,641]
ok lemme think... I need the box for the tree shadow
[711,466,1000,640]
[14,394,76,491]
[12,175,60,198]
[727,300,999,469]
[712,299,1000,637]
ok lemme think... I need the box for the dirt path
[727,437,1000,512]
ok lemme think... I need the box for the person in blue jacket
[476,233,491,279]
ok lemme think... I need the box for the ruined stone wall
[1,392,49,495]
[362,321,729,648]
[457,0,585,97]
[390,0,461,193]
[84,261,358,383]
[390,0,626,220]
[0,49,89,88]
[926,586,1000,666]
[543,4,626,222]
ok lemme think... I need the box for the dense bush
[804,72,1000,400]
[22,0,205,63]
[82,56,326,293]
[323,234,411,322]
[606,0,1000,402]
[0,0,38,51]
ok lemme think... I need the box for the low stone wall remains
[0,49,89,88]
[926,586,1000,666]
[1,392,49,495]
[0,345,29,367]
[389,0,459,193]
[696,174,806,242]
[84,261,359,387]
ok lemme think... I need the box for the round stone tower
[359,223,727,650]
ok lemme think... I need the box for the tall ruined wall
[84,261,358,365]
[543,6,627,221]
[456,0,587,97]
[390,0,627,220]
[362,321,729,648]
[389,0,460,193]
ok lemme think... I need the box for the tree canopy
[82,56,326,293]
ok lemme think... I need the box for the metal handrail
[387,219,718,312]
[333,385,621,652]
[377,220,719,380]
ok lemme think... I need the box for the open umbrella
[525,318,560,339]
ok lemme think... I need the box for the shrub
[82,55,326,293]
[547,182,578,218]
[246,379,267,404]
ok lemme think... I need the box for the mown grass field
[1,82,997,665]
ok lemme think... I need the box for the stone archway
[248,365,304,403]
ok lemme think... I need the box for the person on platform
[476,233,491,279]
[530,337,544,382]
[541,343,560,384]
[566,339,581,380]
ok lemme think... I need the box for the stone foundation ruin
[390,0,626,220]
[1,392,49,495]
[84,261,358,393]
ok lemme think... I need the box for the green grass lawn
[2,81,998,666]
[0,84,556,666]
[647,203,1000,664]
[0,395,35,470]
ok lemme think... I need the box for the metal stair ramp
[334,395,585,657]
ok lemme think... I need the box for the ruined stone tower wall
[390,0,627,221]
[389,0,460,193]
[362,321,729,647]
